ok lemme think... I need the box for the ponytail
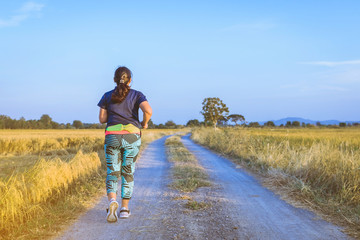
[111,66,132,103]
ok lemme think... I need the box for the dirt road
[181,134,349,240]
[57,136,174,240]
[57,134,350,240]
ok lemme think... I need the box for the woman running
[97,66,152,222]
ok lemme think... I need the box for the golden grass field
[0,129,178,240]
[191,127,360,236]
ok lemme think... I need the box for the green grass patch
[166,135,210,193]
[185,200,211,210]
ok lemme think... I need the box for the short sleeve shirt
[97,88,147,129]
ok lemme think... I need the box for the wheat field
[191,127,360,234]
[0,129,176,239]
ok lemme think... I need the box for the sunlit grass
[166,135,210,192]
[0,129,179,239]
[191,127,360,236]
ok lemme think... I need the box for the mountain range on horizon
[258,117,360,126]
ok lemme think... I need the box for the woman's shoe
[106,200,119,222]
[119,207,131,219]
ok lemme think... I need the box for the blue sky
[1,0,360,124]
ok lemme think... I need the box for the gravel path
[181,134,350,240]
[57,136,173,240]
[56,134,350,240]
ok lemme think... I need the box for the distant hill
[259,117,360,126]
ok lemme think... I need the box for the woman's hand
[141,121,148,129]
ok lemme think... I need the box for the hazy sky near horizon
[1,0,360,124]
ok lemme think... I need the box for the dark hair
[111,66,132,103]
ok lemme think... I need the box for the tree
[147,119,155,129]
[285,121,292,128]
[339,122,346,127]
[264,121,275,127]
[228,114,245,126]
[292,121,300,127]
[165,120,176,129]
[217,116,229,126]
[248,122,260,127]
[157,124,165,129]
[200,97,229,128]
[40,114,52,128]
[186,119,201,127]
[72,120,83,129]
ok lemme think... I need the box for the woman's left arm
[99,108,108,124]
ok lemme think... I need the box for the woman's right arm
[139,101,152,129]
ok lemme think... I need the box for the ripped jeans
[104,134,141,199]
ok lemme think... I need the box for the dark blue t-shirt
[97,88,147,129]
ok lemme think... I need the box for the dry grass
[165,135,210,192]
[0,151,101,238]
[0,129,178,239]
[191,127,360,237]
[184,200,211,210]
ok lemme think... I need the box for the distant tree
[248,122,260,127]
[285,121,292,128]
[0,115,10,129]
[292,121,300,127]
[280,124,284,127]
[148,119,155,129]
[157,124,165,129]
[200,97,229,128]
[264,121,275,127]
[353,123,359,127]
[40,114,52,128]
[51,121,60,129]
[217,116,229,126]
[165,120,176,129]
[301,122,306,128]
[72,120,84,129]
[87,124,99,129]
[18,117,27,129]
[306,123,315,128]
[316,121,322,127]
[339,122,346,127]
[228,114,245,126]
[186,119,201,127]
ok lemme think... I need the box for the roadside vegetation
[165,135,211,210]
[165,135,210,192]
[0,129,177,240]
[191,127,360,237]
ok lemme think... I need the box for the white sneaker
[106,200,119,222]
[119,207,131,219]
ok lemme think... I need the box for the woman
[97,66,152,222]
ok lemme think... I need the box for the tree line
[193,97,359,128]
[0,115,185,129]
[0,115,105,129]
[1,97,358,129]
